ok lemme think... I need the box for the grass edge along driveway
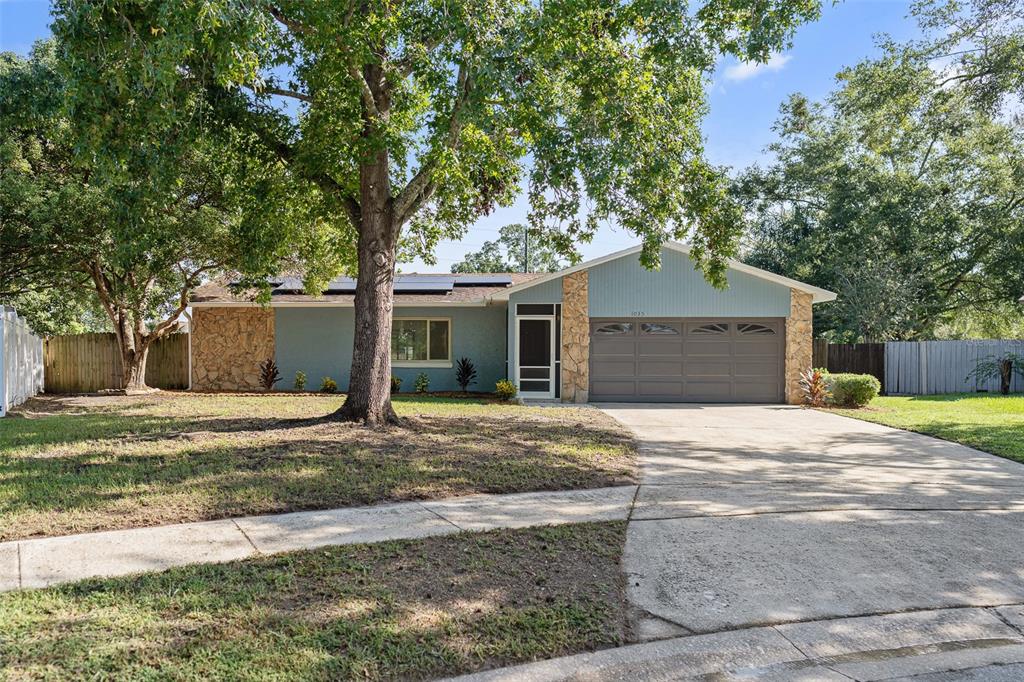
[0,393,637,541]
[830,393,1024,463]
[0,521,630,681]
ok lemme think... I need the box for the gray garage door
[589,318,784,403]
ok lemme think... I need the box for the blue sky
[1,0,919,271]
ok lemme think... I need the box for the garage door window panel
[595,322,634,335]
[641,322,680,335]
[689,323,729,335]
[738,323,777,335]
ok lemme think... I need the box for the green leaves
[737,8,1024,341]
[51,0,822,286]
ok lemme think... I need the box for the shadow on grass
[0,411,636,540]
[0,523,628,681]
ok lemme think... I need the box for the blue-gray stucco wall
[274,305,508,392]
[587,248,791,317]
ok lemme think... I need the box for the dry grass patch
[0,393,636,540]
[0,522,630,681]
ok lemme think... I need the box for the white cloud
[724,53,792,82]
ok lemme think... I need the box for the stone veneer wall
[191,307,275,391]
[561,270,590,403]
[784,289,813,404]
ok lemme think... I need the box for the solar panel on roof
[393,278,455,292]
[394,275,454,283]
[323,277,357,293]
[270,274,465,295]
[453,275,514,286]
[271,276,306,294]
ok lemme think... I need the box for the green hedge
[828,373,880,407]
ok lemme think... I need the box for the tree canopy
[0,44,288,387]
[736,0,1024,341]
[451,224,564,273]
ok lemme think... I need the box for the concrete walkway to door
[600,404,1024,633]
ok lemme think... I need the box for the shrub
[259,358,281,391]
[414,373,430,393]
[390,375,403,394]
[455,357,478,392]
[828,373,880,407]
[294,370,307,391]
[495,379,517,401]
[800,368,831,407]
[320,376,338,393]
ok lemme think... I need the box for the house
[188,242,836,403]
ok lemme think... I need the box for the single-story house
[188,242,836,404]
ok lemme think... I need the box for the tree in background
[736,0,1024,341]
[452,224,564,273]
[53,0,821,424]
[0,45,303,390]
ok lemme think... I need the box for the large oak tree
[53,0,820,423]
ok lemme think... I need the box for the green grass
[0,394,636,541]
[0,522,629,681]
[832,393,1024,462]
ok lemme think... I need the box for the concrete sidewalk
[0,485,637,591]
[450,605,1024,681]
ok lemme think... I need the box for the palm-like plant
[800,368,831,406]
[259,358,281,391]
[967,353,1024,395]
[455,358,478,392]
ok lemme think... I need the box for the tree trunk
[121,341,151,392]
[333,146,400,426]
[1000,359,1012,395]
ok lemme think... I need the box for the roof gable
[491,242,837,303]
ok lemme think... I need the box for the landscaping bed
[0,393,636,541]
[831,393,1024,463]
[0,522,630,680]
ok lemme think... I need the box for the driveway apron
[598,404,1024,634]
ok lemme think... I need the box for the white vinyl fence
[886,340,1024,395]
[1,306,44,416]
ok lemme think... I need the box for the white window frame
[515,314,556,399]
[391,317,452,368]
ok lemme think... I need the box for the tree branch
[269,6,311,35]
[352,65,380,120]
[393,63,473,225]
[264,85,313,103]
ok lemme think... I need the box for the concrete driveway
[601,404,1024,637]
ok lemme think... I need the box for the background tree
[736,59,1024,340]
[0,45,306,390]
[451,224,564,273]
[54,0,821,423]
[736,0,1024,341]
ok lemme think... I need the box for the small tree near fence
[968,353,1024,395]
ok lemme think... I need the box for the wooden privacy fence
[812,340,886,393]
[44,333,189,392]
[1,306,45,416]
[886,340,1024,395]
[813,338,1024,395]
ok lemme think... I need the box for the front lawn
[0,522,629,680]
[0,393,636,541]
[831,393,1024,462]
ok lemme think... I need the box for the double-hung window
[391,318,451,366]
